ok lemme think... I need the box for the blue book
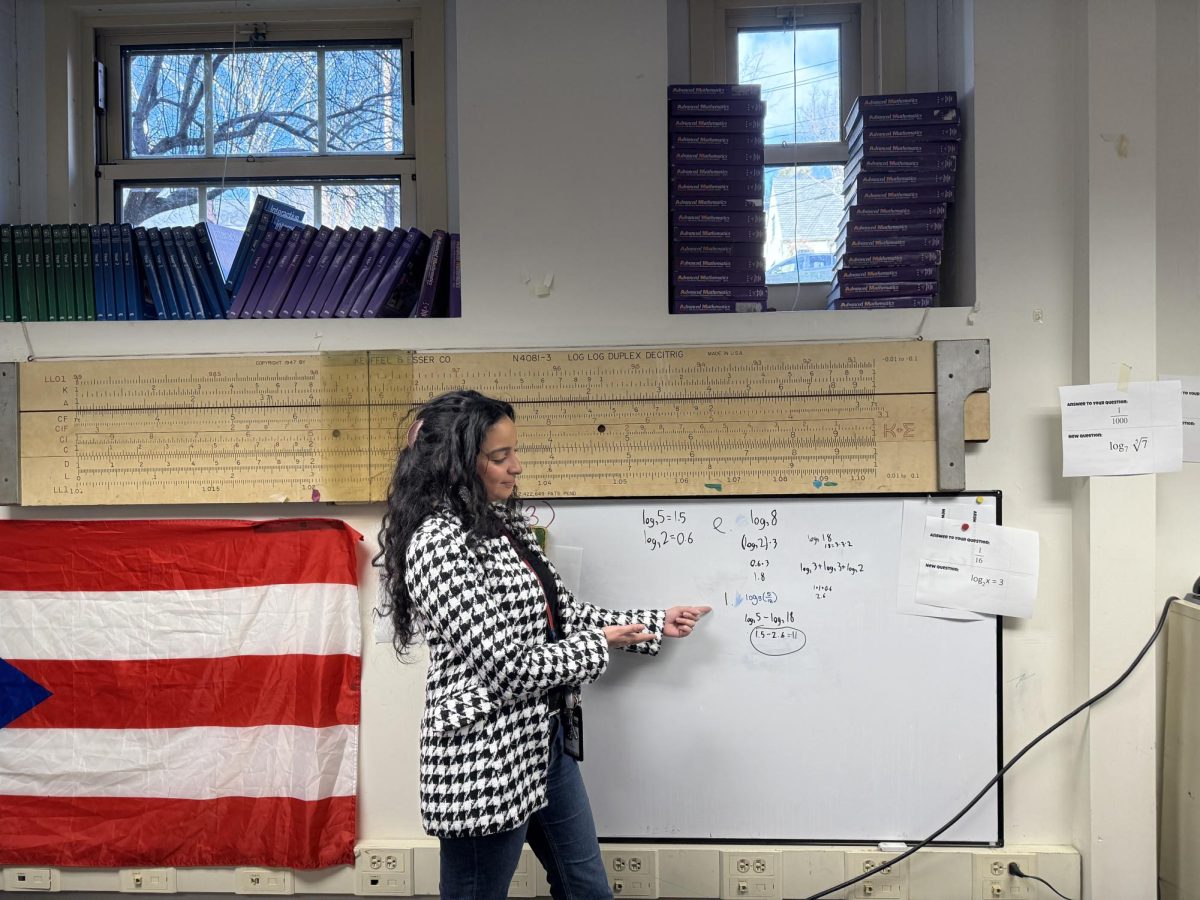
[157,228,195,319]
[119,224,145,320]
[146,228,182,319]
[193,222,235,314]
[176,226,223,318]
[133,227,168,320]
[101,225,125,321]
[168,227,211,319]
[226,195,267,295]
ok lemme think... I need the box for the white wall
[0,0,17,222]
[4,1,1200,896]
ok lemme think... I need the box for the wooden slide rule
[7,340,989,506]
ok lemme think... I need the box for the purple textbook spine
[837,234,944,254]
[344,228,405,318]
[669,100,766,117]
[409,229,449,318]
[845,203,948,220]
[848,186,956,205]
[840,249,943,268]
[828,295,936,310]
[670,148,765,166]
[669,116,765,134]
[670,178,763,196]
[334,228,390,317]
[670,298,767,314]
[317,228,373,318]
[833,266,939,283]
[668,84,761,100]
[839,220,945,238]
[846,171,957,192]
[672,242,764,259]
[844,91,958,131]
[673,285,768,301]
[854,107,959,127]
[673,255,765,273]
[672,211,766,228]
[672,225,766,243]
[669,132,764,150]
[672,270,765,287]
[447,234,461,318]
[848,123,961,144]
[238,227,292,318]
[252,225,309,318]
[849,140,960,158]
[670,163,765,181]
[827,280,939,298]
[375,229,430,317]
[278,227,331,318]
[360,229,419,318]
[669,195,764,212]
[227,229,280,318]
[298,228,348,319]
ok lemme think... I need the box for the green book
[14,225,33,321]
[0,225,14,322]
[31,224,48,320]
[80,224,96,320]
[69,224,85,320]
[52,224,75,321]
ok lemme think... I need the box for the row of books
[223,225,459,320]
[0,222,153,321]
[828,90,961,310]
[0,218,461,322]
[668,83,769,315]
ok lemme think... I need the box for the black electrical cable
[1009,861,1072,899]
[804,591,1194,900]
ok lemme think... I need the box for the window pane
[127,52,207,157]
[326,49,405,154]
[321,183,402,230]
[120,186,201,228]
[119,182,401,231]
[738,27,841,145]
[764,165,842,284]
[213,50,319,156]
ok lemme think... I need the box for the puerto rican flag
[0,518,361,869]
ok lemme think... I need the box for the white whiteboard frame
[530,492,1003,846]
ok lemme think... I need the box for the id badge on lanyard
[561,699,584,761]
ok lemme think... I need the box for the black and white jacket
[405,503,665,838]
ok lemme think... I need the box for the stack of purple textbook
[828,91,960,310]
[668,84,768,314]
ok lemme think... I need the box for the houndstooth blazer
[405,504,665,838]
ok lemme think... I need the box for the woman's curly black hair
[374,390,518,657]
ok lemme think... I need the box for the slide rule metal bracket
[935,339,991,491]
[0,363,18,505]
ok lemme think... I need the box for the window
[96,20,428,238]
[692,1,876,309]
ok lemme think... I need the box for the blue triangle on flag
[0,658,52,728]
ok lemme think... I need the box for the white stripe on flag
[0,583,359,660]
[0,725,357,800]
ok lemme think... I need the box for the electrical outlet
[118,869,177,893]
[972,854,1037,899]
[354,846,414,896]
[234,869,294,895]
[3,869,58,892]
[602,849,658,897]
[843,852,908,900]
[719,851,781,900]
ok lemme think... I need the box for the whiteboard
[532,494,1002,844]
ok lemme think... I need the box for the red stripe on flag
[5,655,360,728]
[0,794,355,868]
[0,519,362,591]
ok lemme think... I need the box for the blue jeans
[438,718,612,899]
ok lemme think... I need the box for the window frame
[83,5,444,233]
[690,0,885,310]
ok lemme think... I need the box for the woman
[377,390,710,898]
